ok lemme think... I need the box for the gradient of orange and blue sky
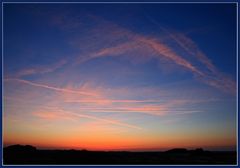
[3,3,237,151]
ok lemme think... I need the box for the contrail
[4,78,97,96]
[144,14,236,95]
[65,111,143,130]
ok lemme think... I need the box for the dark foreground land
[3,145,237,165]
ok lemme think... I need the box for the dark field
[3,145,237,165]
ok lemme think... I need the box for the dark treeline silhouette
[3,145,236,165]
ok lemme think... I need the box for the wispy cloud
[16,59,67,77]
[161,29,217,73]
[58,85,204,117]
[4,78,98,96]
[66,111,143,130]
[5,77,204,118]
[33,110,74,120]
[74,21,203,76]
[28,9,236,95]
[157,27,236,95]
[71,16,235,95]
[32,109,143,130]
[134,36,204,76]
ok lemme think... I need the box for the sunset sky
[3,3,237,151]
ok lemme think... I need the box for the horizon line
[3,144,237,152]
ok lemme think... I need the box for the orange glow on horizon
[4,127,236,151]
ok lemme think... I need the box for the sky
[3,3,237,151]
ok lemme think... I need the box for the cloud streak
[4,78,98,96]
[16,59,67,77]
[135,36,204,76]
[147,17,236,95]
[59,85,203,117]
[66,111,143,130]
[72,16,235,95]
[32,110,143,130]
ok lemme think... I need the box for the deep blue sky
[4,3,237,75]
